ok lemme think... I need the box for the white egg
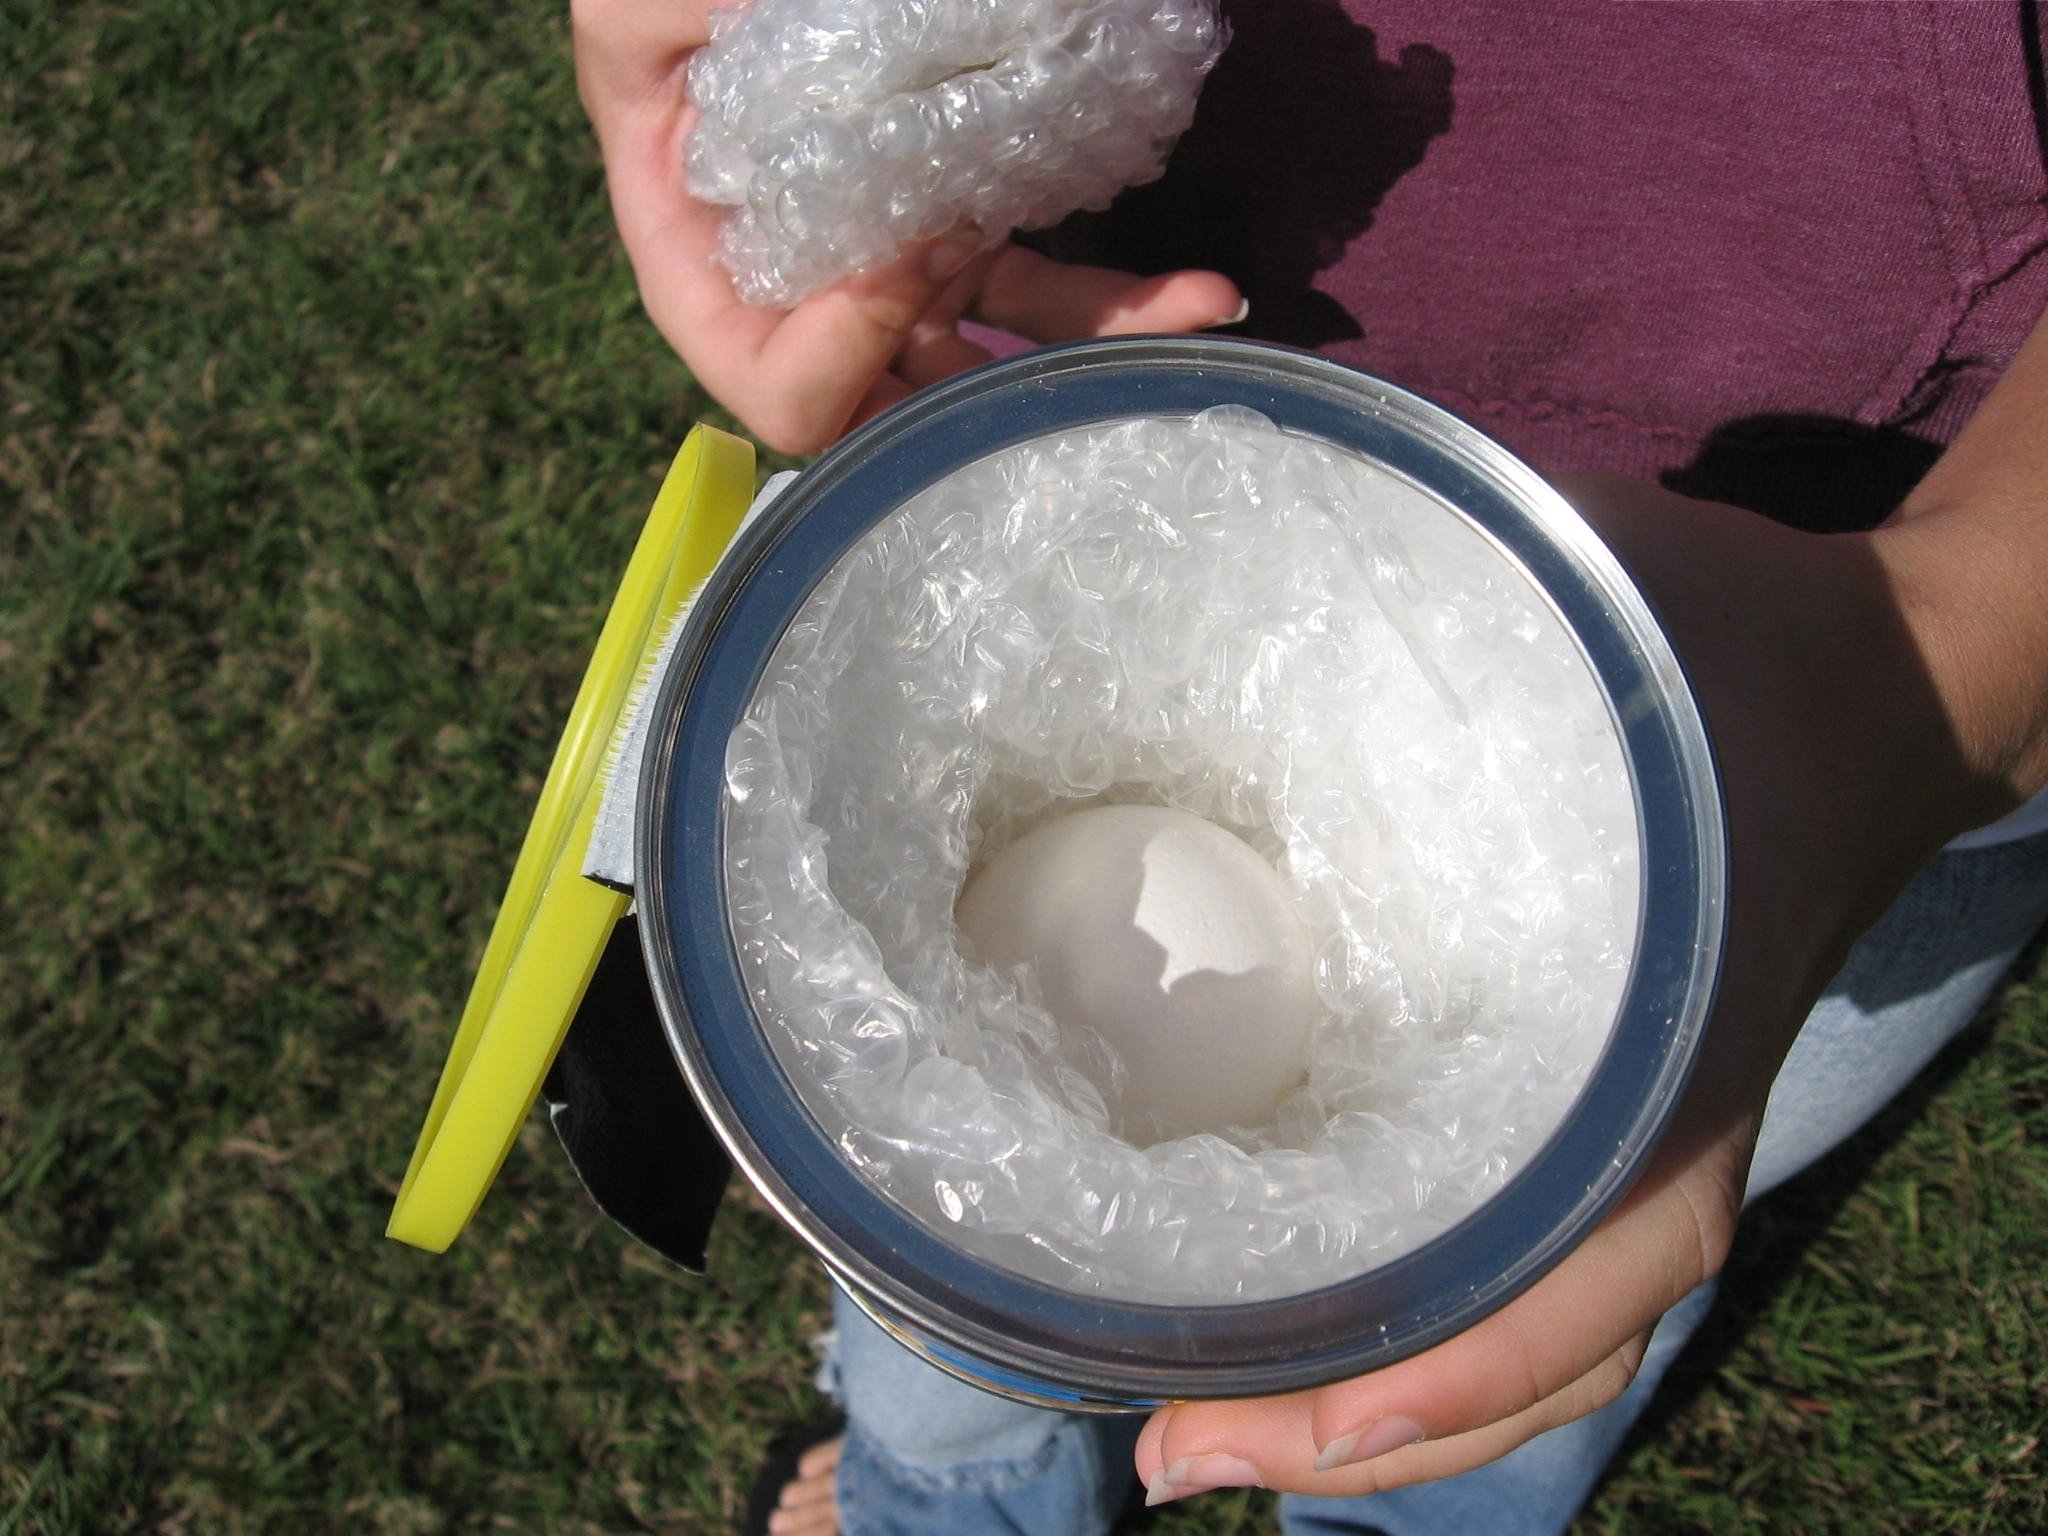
[954,804,1320,1143]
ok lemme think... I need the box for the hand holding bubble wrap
[574,0,1242,452]
[686,0,1227,306]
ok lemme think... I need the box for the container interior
[719,407,1641,1305]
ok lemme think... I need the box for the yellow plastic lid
[388,424,756,1253]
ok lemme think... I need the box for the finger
[615,118,984,453]
[881,246,1006,390]
[1141,1332,1652,1505]
[844,371,916,436]
[893,319,998,391]
[592,27,992,457]
[1136,1142,1743,1494]
[971,246,1245,342]
[746,232,987,450]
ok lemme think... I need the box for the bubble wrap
[723,412,1642,1304]
[686,0,1225,306]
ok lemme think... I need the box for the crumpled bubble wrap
[723,411,1642,1304]
[686,0,1226,306]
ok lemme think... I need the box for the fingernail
[927,230,984,282]
[1144,1452,1265,1505]
[1314,1414,1427,1472]
[1203,298,1251,329]
[1143,1478,1191,1508]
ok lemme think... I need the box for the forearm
[1876,307,2048,827]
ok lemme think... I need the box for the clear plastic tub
[635,337,1725,1407]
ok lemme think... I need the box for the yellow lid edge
[388,424,758,1252]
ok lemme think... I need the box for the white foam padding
[722,411,1642,1304]
[686,0,1226,306]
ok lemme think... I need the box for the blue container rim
[636,336,1726,1405]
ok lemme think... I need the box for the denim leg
[1277,829,2048,1536]
[825,1284,1142,1536]
[1748,828,2048,1198]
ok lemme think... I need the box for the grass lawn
[3,2,2044,1532]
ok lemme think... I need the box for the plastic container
[631,336,1726,1408]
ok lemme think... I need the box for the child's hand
[573,0,1245,455]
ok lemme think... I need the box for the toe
[767,1504,838,1536]
[778,1469,834,1510]
[767,1436,843,1536]
[795,1436,843,1481]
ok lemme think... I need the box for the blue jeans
[821,830,2048,1536]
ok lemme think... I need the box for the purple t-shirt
[1031,0,2048,527]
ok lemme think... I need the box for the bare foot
[766,1435,842,1536]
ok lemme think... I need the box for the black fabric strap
[541,914,732,1272]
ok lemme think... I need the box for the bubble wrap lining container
[722,409,1642,1305]
[686,0,1225,306]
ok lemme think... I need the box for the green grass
[2,2,2043,1532]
